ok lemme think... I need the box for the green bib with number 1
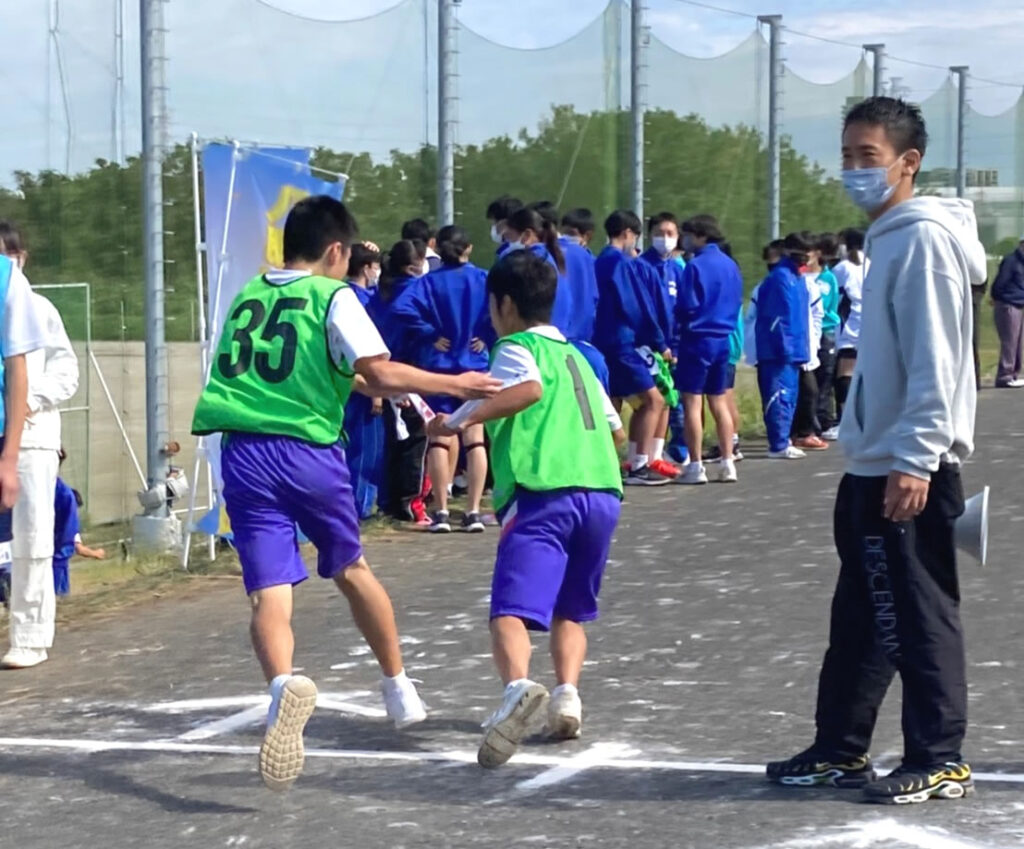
[192,274,354,445]
[485,332,623,513]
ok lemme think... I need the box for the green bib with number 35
[486,331,623,513]
[192,274,354,445]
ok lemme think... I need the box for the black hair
[560,207,595,236]
[719,241,734,259]
[379,239,422,302]
[507,207,565,274]
[486,195,524,222]
[816,232,842,267]
[282,196,359,264]
[604,209,642,239]
[348,243,381,280]
[782,231,814,267]
[401,218,434,244]
[436,224,471,267]
[844,96,928,160]
[682,214,723,243]
[841,227,866,264]
[486,251,557,325]
[762,238,786,262]
[0,220,26,256]
[647,211,678,234]
[528,200,560,228]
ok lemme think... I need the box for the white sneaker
[718,458,738,483]
[381,672,427,729]
[674,462,708,485]
[1006,378,1024,388]
[822,426,840,441]
[768,445,806,460]
[546,683,582,740]
[478,679,549,768]
[1,647,48,669]
[259,675,318,792]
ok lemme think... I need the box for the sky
[270,0,1024,111]
[1,0,1022,183]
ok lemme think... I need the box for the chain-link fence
[1,0,1021,528]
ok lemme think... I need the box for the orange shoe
[650,458,681,478]
[793,435,829,451]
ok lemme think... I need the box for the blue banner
[195,144,345,536]
[201,143,345,343]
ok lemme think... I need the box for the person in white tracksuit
[0,224,77,669]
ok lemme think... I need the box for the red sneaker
[793,435,829,451]
[650,458,681,478]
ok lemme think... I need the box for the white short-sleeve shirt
[264,269,388,368]
[449,324,621,431]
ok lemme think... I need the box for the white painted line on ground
[177,705,268,742]
[145,690,374,713]
[315,697,386,719]
[513,742,638,792]
[3,735,1023,788]
[769,818,1011,849]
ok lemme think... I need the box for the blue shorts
[221,434,363,595]
[0,509,10,545]
[491,489,621,631]
[606,347,656,398]
[676,337,732,396]
[422,395,461,416]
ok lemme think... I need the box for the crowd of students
[338,200,869,530]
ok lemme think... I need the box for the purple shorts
[491,489,621,631]
[221,434,363,594]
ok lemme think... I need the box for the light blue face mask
[841,158,903,212]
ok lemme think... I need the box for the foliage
[0,106,860,339]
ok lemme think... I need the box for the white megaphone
[955,487,989,566]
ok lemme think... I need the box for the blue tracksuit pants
[757,361,800,453]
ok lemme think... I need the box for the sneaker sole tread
[259,676,318,792]
[478,684,549,768]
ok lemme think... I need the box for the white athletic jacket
[22,293,79,451]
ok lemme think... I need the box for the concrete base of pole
[132,513,182,556]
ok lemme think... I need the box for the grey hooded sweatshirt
[839,196,987,480]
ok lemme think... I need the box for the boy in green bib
[192,196,499,791]
[428,251,624,768]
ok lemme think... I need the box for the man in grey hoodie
[767,97,987,805]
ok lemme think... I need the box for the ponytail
[379,239,420,302]
[508,208,565,274]
[436,224,471,267]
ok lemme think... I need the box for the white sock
[268,673,292,727]
[382,668,410,693]
[627,442,638,467]
[651,438,665,461]
[505,677,529,693]
[732,433,740,446]
[551,682,578,698]
[631,453,649,471]
[689,460,703,472]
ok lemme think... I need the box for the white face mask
[841,157,904,212]
[420,260,430,276]
[490,223,502,244]
[366,270,380,288]
[505,240,526,253]
[652,235,677,257]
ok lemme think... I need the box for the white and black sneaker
[428,510,452,533]
[461,512,486,533]
[478,679,549,768]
